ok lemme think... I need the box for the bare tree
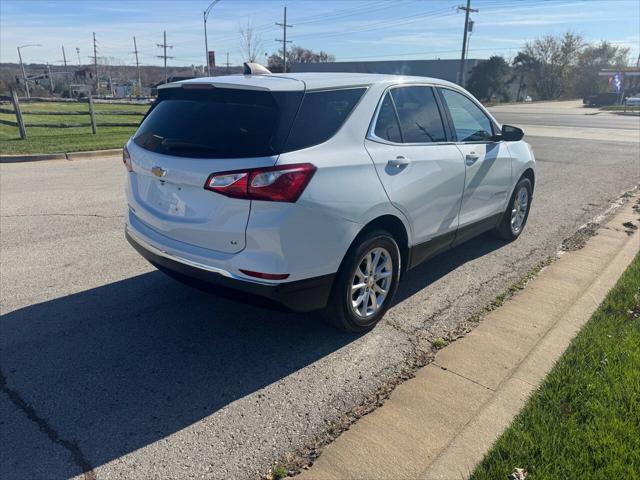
[521,32,584,99]
[268,45,335,73]
[239,20,263,63]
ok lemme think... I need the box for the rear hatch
[128,81,304,254]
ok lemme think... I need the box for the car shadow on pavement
[0,233,506,478]
[0,272,356,477]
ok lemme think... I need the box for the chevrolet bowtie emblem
[151,166,167,177]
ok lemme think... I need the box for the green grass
[0,112,141,127]
[0,101,148,154]
[271,465,288,479]
[431,338,449,350]
[471,253,640,480]
[0,124,136,154]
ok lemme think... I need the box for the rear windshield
[134,85,366,158]
[134,87,302,158]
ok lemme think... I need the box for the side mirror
[500,124,524,142]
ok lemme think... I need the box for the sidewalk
[298,195,639,480]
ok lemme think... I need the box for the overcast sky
[1,0,638,68]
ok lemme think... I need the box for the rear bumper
[126,228,334,312]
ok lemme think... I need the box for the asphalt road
[490,100,640,130]
[1,101,639,480]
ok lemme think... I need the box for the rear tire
[495,177,532,241]
[323,231,401,333]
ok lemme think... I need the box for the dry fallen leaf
[509,467,528,480]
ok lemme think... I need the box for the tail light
[123,145,133,172]
[204,163,316,202]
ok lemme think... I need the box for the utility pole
[46,63,55,93]
[16,46,29,98]
[464,20,474,60]
[276,6,293,72]
[92,32,100,95]
[62,45,69,76]
[16,44,40,99]
[157,31,174,84]
[203,0,221,77]
[132,36,142,95]
[225,52,230,74]
[76,47,81,65]
[457,0,478,86]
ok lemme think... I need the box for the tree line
[466,32,633,102]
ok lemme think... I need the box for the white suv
[125,71,535,332]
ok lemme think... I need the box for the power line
[337,46,519,62]
[157,30,174,83]
[275,6,293,71]
[292,7,455,41]
[204,0,415,47]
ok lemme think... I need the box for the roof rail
[243,62,272,75]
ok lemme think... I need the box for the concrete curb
[0,153,67,163]
[298,195,639,480]
[0,148,122,164]
[66,148,122,161]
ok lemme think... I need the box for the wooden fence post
[88,95,97,134]
[10,88,27,139]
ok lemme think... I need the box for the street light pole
[204,0,222,77]
[17,44,41,98]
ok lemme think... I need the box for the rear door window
[390,86,447,143]
[373,93,402,143]
[439,88,494,142]
[134,87,303,158]
[283,88,366,152]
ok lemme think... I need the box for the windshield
[134,87,303,158]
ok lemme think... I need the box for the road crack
[0,368,97,480]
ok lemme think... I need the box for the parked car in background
[583,92,619,106]
[625,95,640,106]
[124,67,535,332]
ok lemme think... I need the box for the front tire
[323,231,401,333]
[495,177,532,241]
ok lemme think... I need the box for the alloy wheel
[350,247,393,318]
[510,186,529,235]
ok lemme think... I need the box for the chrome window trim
[366,83,456,147]
[305,84,372,92]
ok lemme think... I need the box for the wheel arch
[521,167,535,194]
[348,214,410,273]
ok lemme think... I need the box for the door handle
[387,156,410,168]
[465,153,480,165]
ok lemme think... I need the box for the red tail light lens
[123,145,133,172]
[204,163,316,202]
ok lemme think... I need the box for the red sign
[208,51,216,69]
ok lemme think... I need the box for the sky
[1,0,638,69]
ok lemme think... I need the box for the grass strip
[471,253,640,480]
[0,125,135,154]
